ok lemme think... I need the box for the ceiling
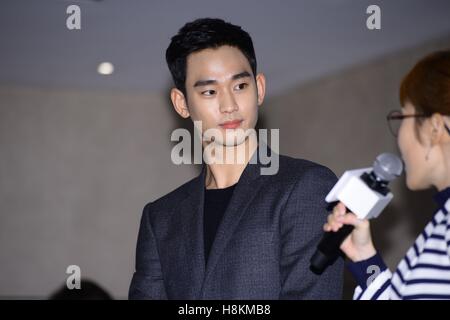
[1,0,450,96]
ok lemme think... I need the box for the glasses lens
[387,110,402,137]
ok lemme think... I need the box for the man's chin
[202,125,257,148]
[220,133,249,147]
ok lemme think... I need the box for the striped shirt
[347,187,450,300]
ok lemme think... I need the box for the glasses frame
[386,110,450,137]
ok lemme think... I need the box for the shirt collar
[433,186,450,208]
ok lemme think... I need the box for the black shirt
[203,183,237,264]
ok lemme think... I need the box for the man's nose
[219,90,239,113]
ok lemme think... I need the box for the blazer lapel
[171,164,207,299]
[200,143,272,296]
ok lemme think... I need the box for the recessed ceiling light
[97,62,114,75]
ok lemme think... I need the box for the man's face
[174,45,265,147]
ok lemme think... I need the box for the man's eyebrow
[193,79,217,88]
[231,71,252,81]
[193,71,252,88]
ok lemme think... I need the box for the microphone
[310,153,403,275]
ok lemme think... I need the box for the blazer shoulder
[277,154,337,183]
[143,173,199,216]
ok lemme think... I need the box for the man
[129,18,343,299]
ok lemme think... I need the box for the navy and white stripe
[349,188,450,300]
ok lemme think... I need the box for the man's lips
[220,119,243,129]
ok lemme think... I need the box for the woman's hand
[323,202,377,262]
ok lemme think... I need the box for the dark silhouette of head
[49,279,112,300]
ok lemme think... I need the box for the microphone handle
[310,224,354,274]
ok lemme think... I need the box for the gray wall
[1,35,449,299]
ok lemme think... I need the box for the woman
[325,51,450,300]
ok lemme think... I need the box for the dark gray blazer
[129,146,343,299]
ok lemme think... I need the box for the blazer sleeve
[128,202,168,299]
[279,165,344,299]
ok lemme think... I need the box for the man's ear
[170,88,190,119]
[255,73,266,106]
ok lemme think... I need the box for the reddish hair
[400,51,450,117]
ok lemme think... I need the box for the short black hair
[166,18,257,96]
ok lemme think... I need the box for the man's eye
[202,90,216,96]
[235,83,248,91]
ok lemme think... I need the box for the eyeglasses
[386,110,428,137]
[386,110,450,137]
